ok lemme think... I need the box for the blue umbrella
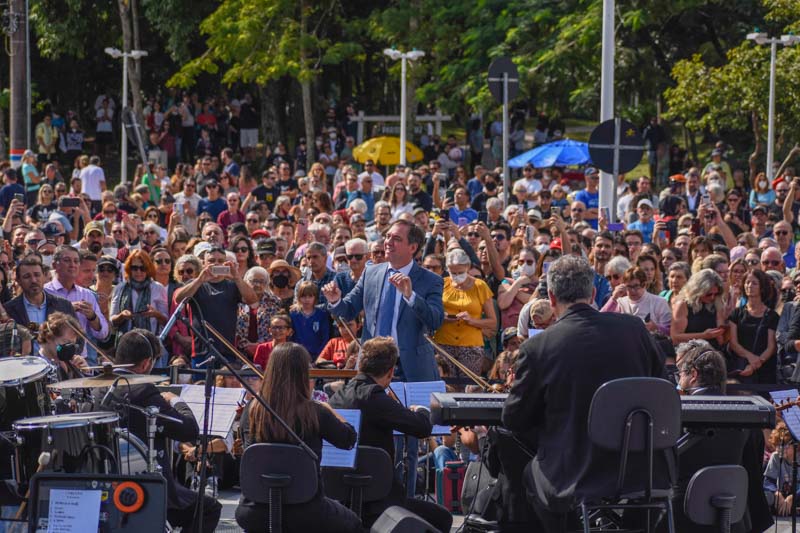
[508,139,591,168]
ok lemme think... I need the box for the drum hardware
[0,356,53,422]
[104,397,180,474]
[50,368,168,390]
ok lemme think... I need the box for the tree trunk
[300,0,315,169]
[0,104,8,158]
[118,0,143,117]
[259,81,286,146]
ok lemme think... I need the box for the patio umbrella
[352,136,424,166]
[508,139,591,168]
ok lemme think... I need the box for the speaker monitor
[370,505,439,533]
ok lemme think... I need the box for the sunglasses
[372,251,385,256]
[130,265,146,272]
[98,265,117,273]
[491,234,506,241]
[762,260,782,266]
[346,254,365,261]
[246,218,259,224]
[745,259,760,266]
[154,258,171,265]
[572,208,584,213]
[467,232,480,238]
[775,231,790,236]
[177,268,195,276]
[234,247,250,253]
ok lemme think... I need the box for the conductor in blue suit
[322,219,444,382]
[323,219,444,497]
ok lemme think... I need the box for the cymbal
[48,373,168,390]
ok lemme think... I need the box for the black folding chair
[322,445,393,518]
[240,443,318,533]
[684,465,748,533]
[581,377,681,533]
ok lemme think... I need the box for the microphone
[100,377,122,408]
[160,298,189,344]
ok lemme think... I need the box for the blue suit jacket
[329,261,444,382]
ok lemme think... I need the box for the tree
[168,0,362,168]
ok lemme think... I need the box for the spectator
[198,180,227,221]
[601,266,671,335]
[728,269,779,382]
[290,280,330,359]
[315,317,359,369]
[660,261,691,305]
[671,268,727,348]
[235,266,282,358]
[110,250,168,350]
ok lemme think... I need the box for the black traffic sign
[588,118,644,175]
[488,57,519,104]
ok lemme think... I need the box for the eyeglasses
[704,290,720,298]
[572,208,584,213]
[130,265,146,272]
[606,274,621,281]
[270,325,288,331]
[346,254,365,261]
[777,189,790,194]
[625,284,643,291]
[98,265,117,273]
[491,234,506,241]
[234,247,250,253]
[372,250,385,257]
[177,268,195,276]
[207,184,219,189]
[762,259,782,266]
[246,218,259,224]
[467,232,480,238]
[185,182,196,188]
[154,258,171,265]
[249,278,267,285]
[745,258,760,266]
[104,210,117,216]
[775,231,790,236]
[424,264,442,271]
[726,197,739,202]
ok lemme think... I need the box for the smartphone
[60,197,80,208]
[600,207,610,221]
[211,265,230,277]
[702,193,710,205]
[550,206,559,217]
[478,211,488,224]
[440,208,450,222]
[446,314,458,319]
[526,226,535,242]
[542,262,552,274]
[445,190,455,203]
[14,193,24,203]
[287,214,295,223]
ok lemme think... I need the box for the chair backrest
[240,443,318,505]
[323,445,393,504]
[588,377,681,452]
[684,465,748,527]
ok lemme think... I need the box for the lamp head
[406,50,426,61]
[383,48,403,61]
[129,50,149,59]
[781,34,800,46]
[104,47,123,59]
[746,32,768,45]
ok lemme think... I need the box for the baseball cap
[637,198,654,209]
[527,209,542,222]
[502,327,519,344]
[550,238,562,251]
[334,246,347,260]
[752,204,767,214]
[584,167,599,177]
[250,229,270,240]
[193,242,213,257]
[84,221,105,237]
[256,239,277,255]
[96,255,119,272]
[669,174,686,183]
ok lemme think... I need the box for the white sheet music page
[321,408,362,468]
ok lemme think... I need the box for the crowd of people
[7,101,800,531]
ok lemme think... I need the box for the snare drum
[12,412,120,486]
[0,356,53,429]
[118,429,149,474]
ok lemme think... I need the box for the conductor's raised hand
[322,281,341,304]
[389,271,413,298]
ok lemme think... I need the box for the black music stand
[771,389,800,533]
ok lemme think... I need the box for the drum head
[0,356,52,385]
[13,411,120,431]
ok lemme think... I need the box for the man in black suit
[501,256,667,531]
[5,256,76,352]
[328,337,453,532]
[111,329,221,533]
[673,341,772,533]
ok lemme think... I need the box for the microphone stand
[179,316,318,533]
[793,442,798,533]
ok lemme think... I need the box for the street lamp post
[746,32,800,181]
[105,47,148,185]
[383,48,425,166]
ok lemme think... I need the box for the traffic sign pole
[502,72,509,207]
[599,0,616,221]
[612,117,620,218]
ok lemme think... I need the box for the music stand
[771,389,800,532]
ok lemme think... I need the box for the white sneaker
[204,476,218,498]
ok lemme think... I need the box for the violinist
[328,337,453,532]
[672,341,772,532]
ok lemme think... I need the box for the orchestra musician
[501,256,668,531]
[111,329,221,533]
[672,340,772,532]
[236,342,362,532]
[328,337,453,532]
[37,312,87,382]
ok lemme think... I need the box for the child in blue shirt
[289,280,330,359]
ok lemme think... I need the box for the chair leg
[582,503,591,533]
[664,499,676,533]
[269,488,282,533]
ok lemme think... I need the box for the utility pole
[7,0,28,168]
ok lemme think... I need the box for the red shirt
[217,209,245,232]
[253,340,276,370]
[317,337,350,367]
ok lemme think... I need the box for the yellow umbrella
[352,136,424,166]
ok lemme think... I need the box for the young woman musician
[235,342,362,532]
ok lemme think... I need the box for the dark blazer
[501,303,667,512]
[5,292,76,329]
[328,262,444,382]
[112,379,199,510]
[329,373,432,459]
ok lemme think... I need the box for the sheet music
[181,385,246,438]
[771,389,800,440]
[46,488,101,532]
[321,408,361,468]
[391,381,450,436]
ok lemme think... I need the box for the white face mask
[102,247,117,258]
[336,262,350,274]
[536,244,550,255]
[450,272,468,284]
[520,263,536,277]
[759,180,768,189]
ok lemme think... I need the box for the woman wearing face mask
[236,266,282,357]
[749,171,776,209]
[38,311,88,381]
[267,259,301,312]
[110,250,169,349]
[433,249,497,380]
[498,248,539,329]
